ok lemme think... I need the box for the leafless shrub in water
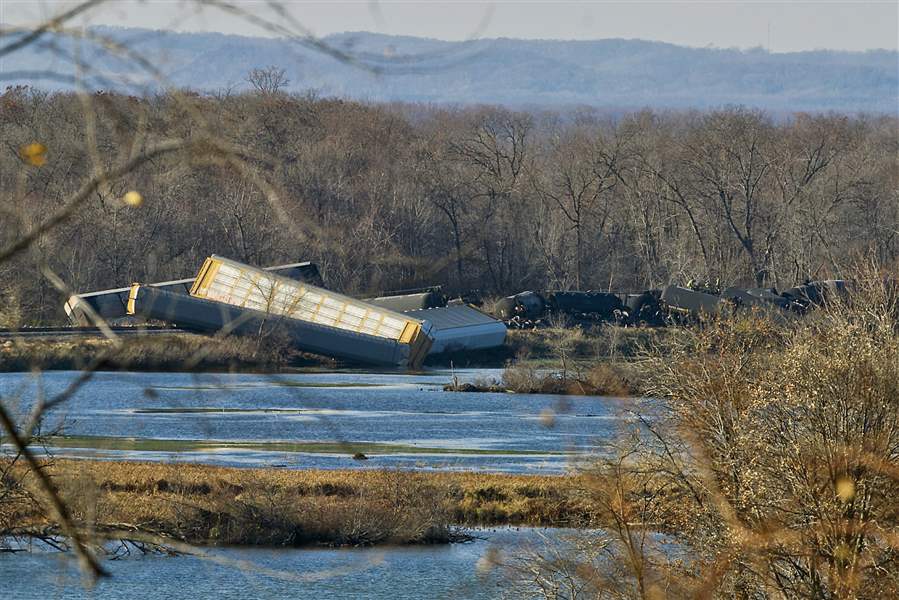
[504,268,898,598]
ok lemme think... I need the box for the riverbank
[443,361,640,396]
[439,326,673,396]
[0,326,678,376]
[9,461,604,549]
[429,326,681,369]
[0,334,337,372]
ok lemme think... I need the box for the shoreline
[0,329,653,397]
[0,327,672,373]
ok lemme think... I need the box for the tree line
[1,86,896,325]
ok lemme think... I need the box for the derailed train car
[496,289,661,327]
[62,244,866,362]
[406,305,506,354]
[494,278,855,327]
[186,255,435,368]
[781,279,854,313]
[127,286,418,367]
[365,288,447,312]
[64,261,323,325]
[545,291,623,317]
[66,255,511,367]
[495,291,547,322]
[658,280,856,321]
[623,291,665,325]
[660,286,724,319]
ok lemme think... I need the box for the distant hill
[2,27,897,113]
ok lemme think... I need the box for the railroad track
[0,326,186,340]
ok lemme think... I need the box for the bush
[583,363,635,397]
[504,274,899,598]
[635,276,899,597]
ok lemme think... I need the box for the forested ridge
[6,28,898,112]
[1,87,897,325]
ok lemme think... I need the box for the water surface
[0,528,582,599]
[0,369,646,472]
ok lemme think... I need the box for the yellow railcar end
[126,283,141,315]
[190,257,221,297]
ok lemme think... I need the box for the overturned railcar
[366,289,447,312]
[544,291,624,320]
[660,285,724,318]
[64,261,322,326]
[188,255,435,368]
[127,286,416,367]
[405,305,506,354]
[495,291,546,321]
[782,279,852,311]
[64,277,193,325]
[623,291,664,325]
[722,287,792,312]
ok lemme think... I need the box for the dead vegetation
[444,326,664,395]
[0,334,336,372]
[499,362,638,397]
[498,271,899,598]
[0,6,895,582]
[506,326,682,362]
[2,461,608,549]
[3,276,897,599]
[2,92,897,325]
[505,326,677,399]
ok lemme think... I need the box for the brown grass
[445,325,673,396]
[506,326,683,362]
[425,326,683,368]
[2,326,677,374]
[0,334,336,372]
[6,461,612,548]
[455,361,638,397]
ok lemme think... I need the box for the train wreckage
[496,279,857,327]
[65,255,506,369]
[64,253,865,368]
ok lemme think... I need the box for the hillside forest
[1,86,897,325]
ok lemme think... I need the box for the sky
[2,0,897,52]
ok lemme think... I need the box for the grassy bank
[440,326,676,396]
[0,334,335,372]
[444,361,641,396]
[8,461,601,549]
[0,326,675,383]
[425,325,682,369]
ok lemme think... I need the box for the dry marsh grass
[427,326,682,369]
[498,362,639,397]
[4,461,610,549]
[1,326,673,377]
[0,334,335,372]
[507,326,684,362]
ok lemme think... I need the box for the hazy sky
[3,1,898,52]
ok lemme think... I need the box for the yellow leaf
[123,191,144,207]
[835,477,855,502]
[20,142,47,166]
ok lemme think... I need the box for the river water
[0,370,647,597]
[0,369,647,473]
[0,528,596,599]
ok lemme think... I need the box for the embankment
[0,334,335,372]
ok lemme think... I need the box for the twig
[0,402,108,579]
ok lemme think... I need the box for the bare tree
[533,121,625,289]
[247,66,290,94]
